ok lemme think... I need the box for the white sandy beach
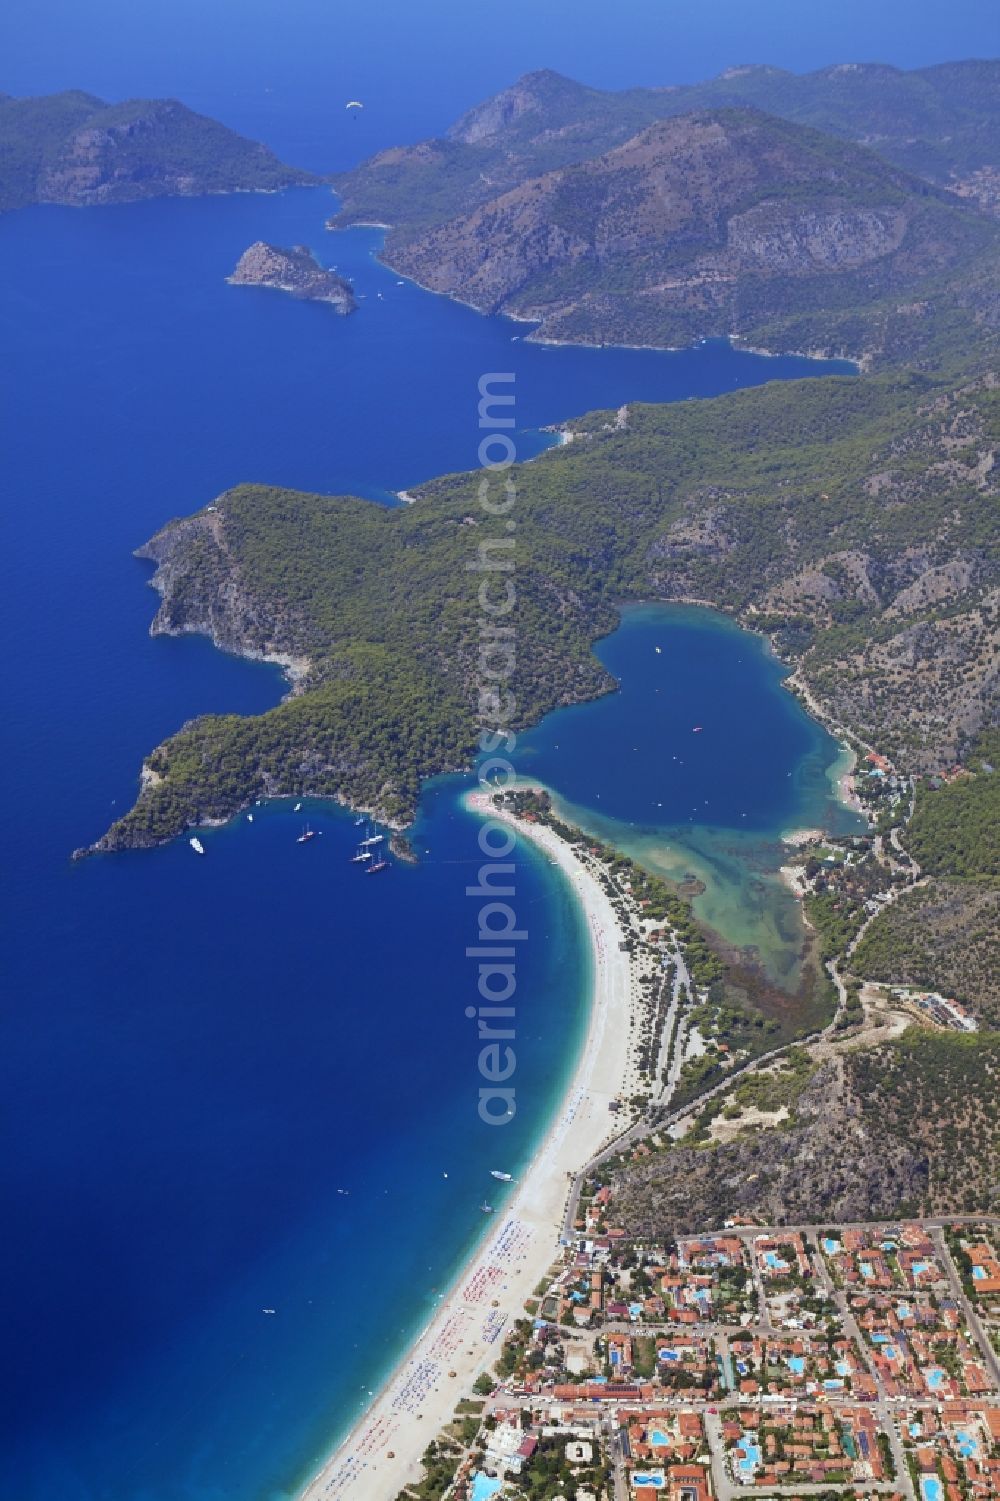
[298,789,635,1501]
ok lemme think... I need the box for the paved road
[560,1032,829,1240]
[929,1223,1000,1389]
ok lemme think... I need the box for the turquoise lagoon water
[517,603,863,990]
[0,144,853,1501]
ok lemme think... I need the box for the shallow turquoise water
[517,604,862,987]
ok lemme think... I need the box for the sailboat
[490,1170,513,1182]
[366,853,389,874]
[189,837,205,856]
[351,847,372,863]
[296,823,317,843]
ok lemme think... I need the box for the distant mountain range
[331,62,1000,362]
[336,61,1000,224]
[0,90,315,212]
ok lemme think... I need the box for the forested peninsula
[0,91,314,211]
[95,366,997,855]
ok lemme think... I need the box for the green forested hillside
[0,92,313,212]
[906,731,1000,882]
[335,106,1000,361]
[333,60,1000,236]
[93,367,997,853]
[609,1031,1000,1235]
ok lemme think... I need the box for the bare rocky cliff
[228,241,356,311]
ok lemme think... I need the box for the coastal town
[402,1216,1000,1501]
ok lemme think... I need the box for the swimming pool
[835,1360,851,1377]
[737,1438,761,1478]
[764,1251,789,1271]
[955,1430,978,1458]
[925,1366,947,1391]
[633,1473,665,1488]
[649,1429,670,1447]
[920,1477,943,1501]
[469,1473,502,1501]
[972,1265,986,1280]
[822,1237,841,1255]
[786,1356,806,1374]
[658,1348,680,1361]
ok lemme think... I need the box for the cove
[514,603,865,993]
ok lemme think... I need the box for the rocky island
[227,241,356,311]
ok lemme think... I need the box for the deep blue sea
[0,182,850,1499]
[2,0,979,1486]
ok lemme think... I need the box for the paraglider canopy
[345,100,364,109]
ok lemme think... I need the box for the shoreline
[296,787,636,1501]
[327,222,863,366]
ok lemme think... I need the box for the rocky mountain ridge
[334,59,1000,230]
[365,107,997,358]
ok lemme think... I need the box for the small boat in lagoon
[189,837,205,856]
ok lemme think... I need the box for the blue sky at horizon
[2,0,998,170]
